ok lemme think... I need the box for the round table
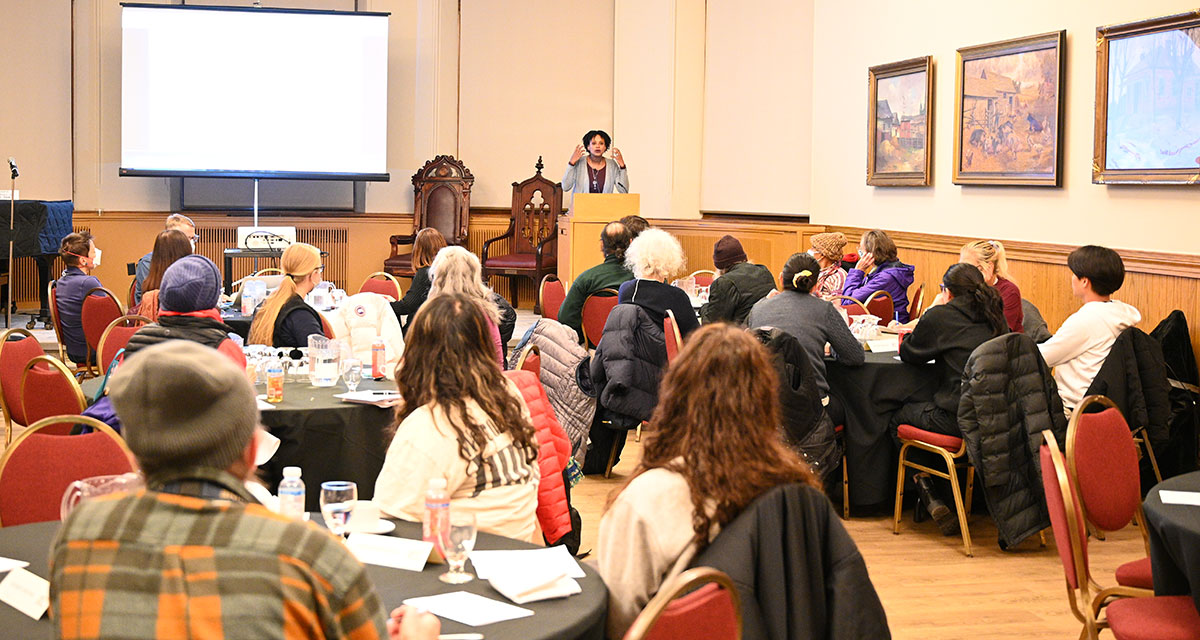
[826,350,939,511]
[81,376,397,512]
[0,518,607,639]
[1144,470,1200,612]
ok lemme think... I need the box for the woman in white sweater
[597,324,822,638]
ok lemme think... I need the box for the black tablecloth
[0,519,607,639]
[1145,471,1200,612]
[827,350,938,510]
[220,311,251,340]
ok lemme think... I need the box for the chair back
[665,309,683,364]
[320,314,336,339]
[0,416,135,527]
[48,279,68,361]
[82,287,126,355]
[1068,396,1143,533]
[0,329,45,438]
[689,270,716,287]
[510,158,562,258]
[516,344,542,378]
[864,290,894,322]
[624,567,741,640]
[21,356,88,430]
[829,295,870,317]
[126,278,137,309]
[908,283,925,321]
[1041,430,1090,592]
[97,315,151,374]
[581,289,620,348]
[359,271,402,301]
[412,155,473,245]
[539,275,567,321]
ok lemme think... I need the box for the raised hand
[613,147,625,169]
[855,251,875,272]
[569,144,585,166]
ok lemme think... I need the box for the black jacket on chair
[1086,326,1171,448]
[958,333,1067,550]
[1150,310,1200,479]
[689,484,890,640]
[587,304,667,423]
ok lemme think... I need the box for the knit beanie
[713,235,747,271]
[159,254,222,313]
[810,232,848,263]
[109,340,258,477]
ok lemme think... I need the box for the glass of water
[342,358,363,392]
[319,481,357,538]
[439,511,478,584]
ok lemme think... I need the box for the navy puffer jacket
[588,304,667,423]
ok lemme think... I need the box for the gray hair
[165,213,195,231]
[429,246,500,322]
[625,228,686,281]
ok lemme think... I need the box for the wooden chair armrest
[481,222,516,262]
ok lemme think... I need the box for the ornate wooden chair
[386,155,473,278]
[482,158,562,314]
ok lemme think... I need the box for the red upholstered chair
[126,278,137,310]
[482,158,562,314]
[864,290,895,323]
[687,270,716,288]
[515,344,542,378]
[908,283,925,321]
[0,328,45,445]
[581,288,620,348]
[0,415,135,527]
[829,295,870,318]
[623,567,741,640]
[97,315,151,375]
[21,356,88,431]
[48,279,68,363]
[892,423,976,556]
[1068,396,1156,592]
[320,315,335,339]
[81,286,126,376]
[358,271,402,301]
[539,275,567,322]
[1040,430,1200,640]
[664,309,683,364]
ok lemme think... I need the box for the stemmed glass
[342,358,363,392]
[320,481,358,538]
[439,512,478,584]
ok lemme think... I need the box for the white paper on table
[468,545,586,580]
[345,533,432,571]
[0,558,29,574]
[489,572,581,605]
[334,390,402,408]
[402,591,533,626]
[255,396,276,411]
[0,568,49,620]
[866,339,898,353]
[1160,490,1200,506]
[892,356,935,364]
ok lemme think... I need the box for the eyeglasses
[939,284,947,292]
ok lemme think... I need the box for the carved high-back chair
[385,155,474,278]
[482,157,562,314]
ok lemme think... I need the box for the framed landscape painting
[953,31,1066,186]
[1094,12,1200,184]
[867,56,933,186]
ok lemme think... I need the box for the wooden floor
[574,438,1146,639]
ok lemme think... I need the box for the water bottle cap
[283,466,302,478]
[427,477,446,490]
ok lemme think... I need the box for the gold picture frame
[867,56,934,186]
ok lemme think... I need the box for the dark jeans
[890,401,961,438]
[826,395,846,428]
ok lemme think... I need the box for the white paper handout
[866,339,898,353]
[335,390,402,408]
[402,591,534,626]
[1160,490,1200,507]
[0,558,29,574]
[345,533,432,572]
[489,571,581,605]
[0,568,49,620]
[468,545,586,580]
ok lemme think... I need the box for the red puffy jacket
[503,369,573,544]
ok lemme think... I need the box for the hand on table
[387,606,440,640]
[929,290,950,308]
[855,252,875,273]
[568,145,585,166]
[612,147,625,169]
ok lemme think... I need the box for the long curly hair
[393,294,537,465]
[612,324,821,548]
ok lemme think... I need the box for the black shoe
[914,473,958,536]
[913,495,929,523]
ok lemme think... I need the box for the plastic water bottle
[423,477,450,559]
[371,337,386,379]
[266,357,285,403]
[278,466,306,520]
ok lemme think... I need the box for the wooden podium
[559,193,640,284]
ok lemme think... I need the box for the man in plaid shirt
[50,340,397,640]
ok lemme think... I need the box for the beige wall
[810,0,1200,255]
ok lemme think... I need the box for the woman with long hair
[390,228,447,334]
[374,294,539,541]
[960,239,1023,333]
[136,229,193,321]
[247,242,326,348]
[598,324,822,638]
[842,229,916,322]
[427,246,504,366]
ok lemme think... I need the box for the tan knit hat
[810,232,848,262]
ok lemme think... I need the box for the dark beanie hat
[713,235,747,271]
[159,255,222,313]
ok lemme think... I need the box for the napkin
[488,570,581,605]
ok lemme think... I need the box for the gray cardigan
[747,291,864,397]
[562,157,629,194]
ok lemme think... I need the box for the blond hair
[960,239,1011,282]
[624,228,686,281]
[247,242,322,345]
[428,246,500,323]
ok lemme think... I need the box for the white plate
[348,519,396,535]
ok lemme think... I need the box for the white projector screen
[120,4,389,181]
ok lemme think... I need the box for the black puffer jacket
[587,304,667,422]
[958,333,1067,550]
[1086,327,1171,447]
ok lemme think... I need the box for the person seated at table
[427,246,505,367]
[699,235,775,326]
[558,221,634,340]
[960,239,1023,333]
[1037,245,1140,412]
[247,242,327,349]
[619,228,699,336]
[134,213,196,305]
[842,229,915,322]
[747,252,864,426]
[374,294,540,542]
[597,324,827,638]
[809,231,849,298]
[51,340,395,639]
[136,229,193,322]
[390,227,446,334]
[125,255,246,368]
[56,231,104,366]
[620,214,649,238]
[564,129,629,194]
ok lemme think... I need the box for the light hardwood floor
[574,438,1146,639]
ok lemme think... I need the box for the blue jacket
[842,260,916,322]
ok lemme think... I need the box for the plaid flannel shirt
[50,469,387,640]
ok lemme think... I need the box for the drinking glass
[439,512,478,584]
[320,481,358,537]
[342,358,363,392]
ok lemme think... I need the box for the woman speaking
[563,129,629,194]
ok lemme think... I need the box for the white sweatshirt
[1037,300,1141,410]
